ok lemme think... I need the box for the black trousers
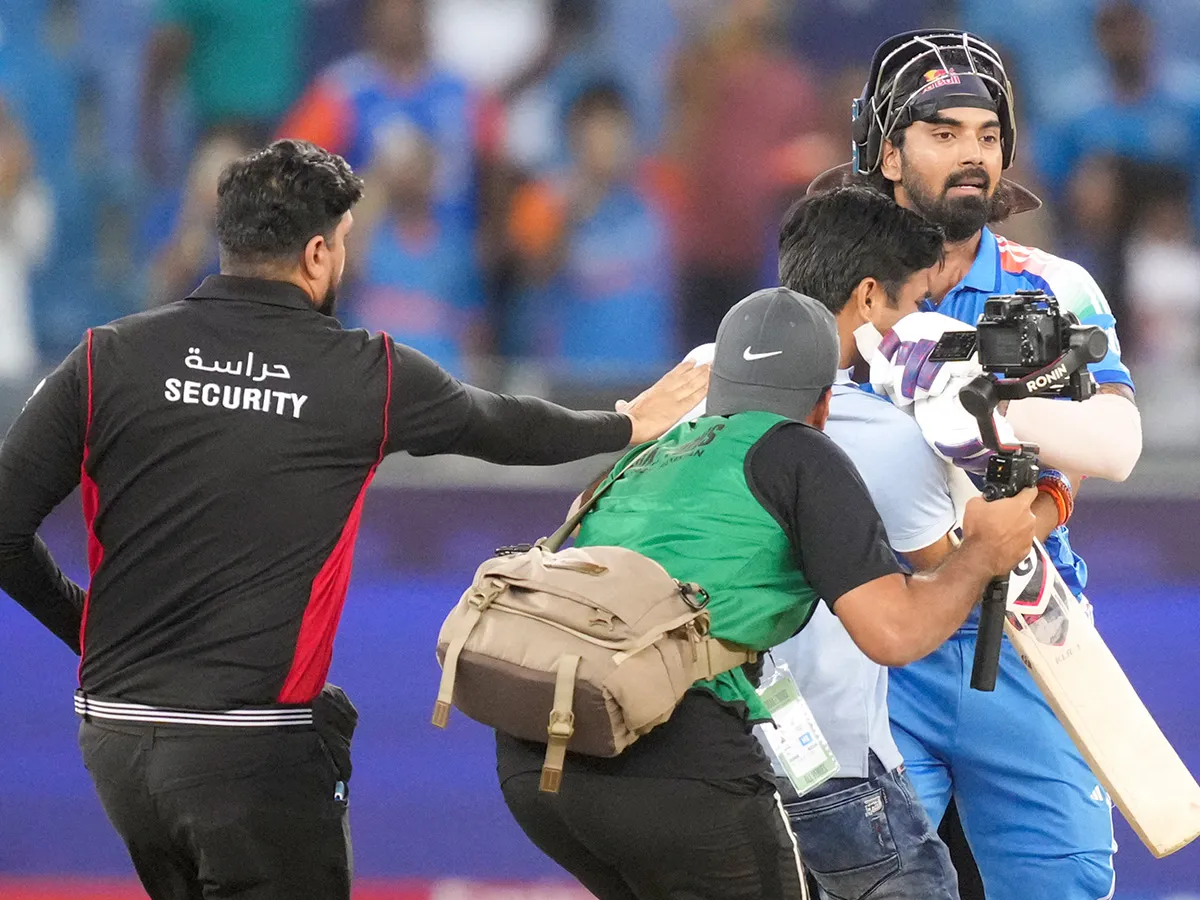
[501,771,806,900]
[79,720,351,900]
[941,800,987,899]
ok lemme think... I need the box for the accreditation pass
[756,661,840,796]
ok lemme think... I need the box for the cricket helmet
[810,29,1040,217]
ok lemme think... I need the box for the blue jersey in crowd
[348,220,483,381]
[529,182,677,377]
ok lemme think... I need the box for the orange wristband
[1037,469,1074,527]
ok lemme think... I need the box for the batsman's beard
[902,163,1000,243]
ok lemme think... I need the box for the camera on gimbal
[974,291,1110,399]
[928,289,1109,691]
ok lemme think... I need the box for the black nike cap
[707,288,840,422]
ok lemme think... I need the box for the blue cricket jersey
[921,227,1136,595]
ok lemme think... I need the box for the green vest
[576,412,821,720]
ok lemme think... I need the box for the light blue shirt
[765,370,956,778]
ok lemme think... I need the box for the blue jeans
[778,754,958,900]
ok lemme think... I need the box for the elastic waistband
[74,691,314,728]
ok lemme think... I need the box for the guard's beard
[316,283,338,318]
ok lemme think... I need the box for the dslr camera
[975,290,1110,399]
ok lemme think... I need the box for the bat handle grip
[971,577,1007,691]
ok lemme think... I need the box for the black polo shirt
[0,275,631,709]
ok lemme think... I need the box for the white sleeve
[1004,393,1142,482]
[678,343,715,423]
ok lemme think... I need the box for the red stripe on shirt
[277,338,393,703]
[78,330,103,681]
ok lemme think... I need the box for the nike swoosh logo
[743,347,783,361]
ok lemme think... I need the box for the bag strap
[694,637,758,681]
[432,578,504,728]
[539,653,581,793]
[611,623,757,680]
[541,444,658,552]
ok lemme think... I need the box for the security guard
[495,288,1038,900]
[0,139,708,900]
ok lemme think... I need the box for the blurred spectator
[278,0,498,236]
[344,120,486,380]
[305,0,370,78]
[1057,154,1125,314]
[1037,1,1200,207]
[598,0,680,153]
[1124,180,1200,447]
[1146,0,1200,100]
[667,0,836,349]
[0,100,53,380]
[140,0,306,183]
[143,127,252,306]
[0,1,78,190]
[507,82,677,380]
[491,0,678,167]
[499,0,608,176]
[430,0,550,92]
[75,0,156,194]
[1030,1,1200,345]
[0,0,97,358]
[788,0,934,72]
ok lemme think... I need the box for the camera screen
[929,331,979,362]
[977,327,1024,366]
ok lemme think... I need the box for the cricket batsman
[808,29,1142,899]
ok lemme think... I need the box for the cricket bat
[999,537,1200,858]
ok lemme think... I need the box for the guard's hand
[619,360,711,445]
[961,488,1038,576]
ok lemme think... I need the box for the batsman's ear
[880,139,903,183]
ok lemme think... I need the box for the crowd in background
[1,0,1198,448]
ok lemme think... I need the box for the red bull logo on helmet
[918,68,963,93]
[924,68,961,84]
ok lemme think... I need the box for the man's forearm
[892,542,996,664]
[0,450,87,654]
[427,384,632,465]
[838,541,992,667]
[840,542,997,668]
[0,535,84,653]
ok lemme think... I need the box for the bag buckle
[547,709,575,740]
[680,582,710,610]
[468,578,505,610]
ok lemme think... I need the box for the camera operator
[682,186,1074,899]
[810,30,1142,899]
[494,286,1038,900]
